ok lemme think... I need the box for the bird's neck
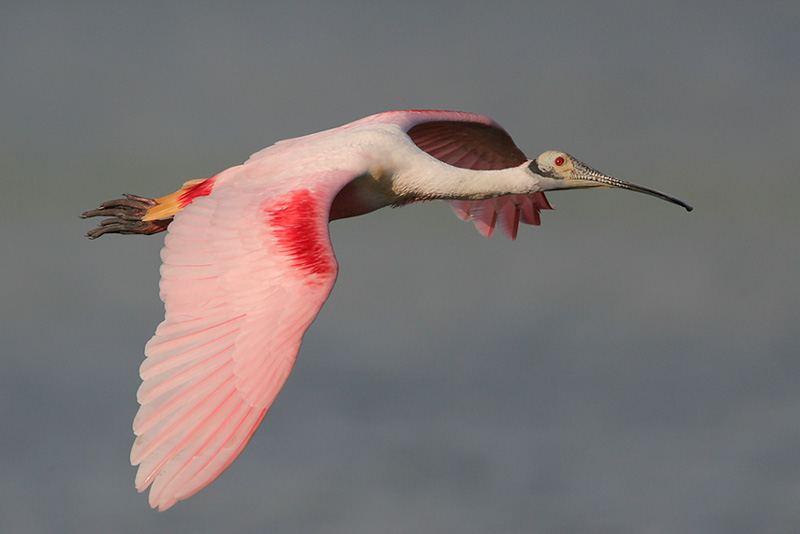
[391,162,539,202]
[329,130,543,220]
[329,164,538,221]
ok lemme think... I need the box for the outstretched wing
[125,110,544,510]
[130,170,355,510]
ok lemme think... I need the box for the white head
[529,151,693,211]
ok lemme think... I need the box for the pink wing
[130,169,356,510]
[127,110,546,510]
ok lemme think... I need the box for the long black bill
[575,161,693,212]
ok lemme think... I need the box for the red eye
[554,156,565,166]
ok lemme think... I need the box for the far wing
[405,116,553,240]
[130,171,352,510]
[407,120,527,171]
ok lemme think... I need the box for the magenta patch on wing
[178,176,217,208]
[265,190,336,278]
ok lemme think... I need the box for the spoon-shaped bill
[574,160,693,212]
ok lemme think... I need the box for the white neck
[390,159,541,202]
[329,127,548,220]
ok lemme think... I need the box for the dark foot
[81,194,172,239]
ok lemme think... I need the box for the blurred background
[2,1,799,532]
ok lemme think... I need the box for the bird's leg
[82,177,216,239]
[81,194,172,239]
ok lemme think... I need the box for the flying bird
[82,110,692,510]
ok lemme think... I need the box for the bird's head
[529,151,693,211]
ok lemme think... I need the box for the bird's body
[82,110,691,510]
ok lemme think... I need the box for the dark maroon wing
[407,121,528,170]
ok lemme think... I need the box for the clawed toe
[81,194,157,219]
[85,218,172,239]
[82,194,171,239]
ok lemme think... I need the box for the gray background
[2,1,799,532]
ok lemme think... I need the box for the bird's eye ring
[554,156,565,166]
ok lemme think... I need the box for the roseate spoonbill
[82,110,691,510]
